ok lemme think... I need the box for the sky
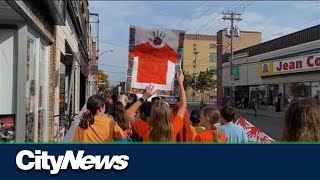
[88,1,320,86]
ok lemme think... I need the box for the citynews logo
[16,150,129,175]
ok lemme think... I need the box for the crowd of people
[72,72,320,143]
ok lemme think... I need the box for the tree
[196,70,215,102]
[98,70,109,92]
[183,71,194,90]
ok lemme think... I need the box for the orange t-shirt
[129,42,178,85]
[195,129,227,143]
[133,119,150,141]
[134,115,184,142]
[73,115,125,142]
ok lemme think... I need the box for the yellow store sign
[260,53,320,76]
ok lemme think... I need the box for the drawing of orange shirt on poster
[129,42,178,85]
[128,25,184,92]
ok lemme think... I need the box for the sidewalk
[235,108,284,118]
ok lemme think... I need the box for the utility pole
[193,50,199,102]
[222,12,242,107]
[192,34,200,102]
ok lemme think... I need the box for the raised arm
[176,72,187,118]
[124,85,156,124]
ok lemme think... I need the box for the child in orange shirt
[125,72,187,142]
[172,102,195,142]
[73,95,125,142]
[195,107,226,143]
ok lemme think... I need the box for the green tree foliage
[183,71,194,89]
[98,70,109,92]
[196,71,214,91]
[196,70,216,102]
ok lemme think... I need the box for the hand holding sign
[176,71,184,84]
[142,85,157,100]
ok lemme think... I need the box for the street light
[98,49,114,59]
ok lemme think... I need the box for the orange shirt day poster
[127,25,185,95]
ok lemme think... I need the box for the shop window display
[25,32,49,142]
[284,82,311,106]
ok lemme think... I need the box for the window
[0,29,17,142]
[0,29,17,116]
[311,82,320,98]
[210,52,216,62]
[25,31,49,142]
[38,43,49,141]
[284,82,311,106]
[210,43,217,49]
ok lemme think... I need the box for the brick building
[221,25,320,111]
[0,0,95,142]
[54,0,93,141]
[216,30,261,105]
[183,34,217,102]
[0,0,64,142]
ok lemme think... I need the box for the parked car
[134,93,158,102]
[159,95,178,106]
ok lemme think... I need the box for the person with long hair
[282,98,320,142]
[73,95,125,142]
[110,102,132,142]
[195,107,226,143]
[172,102,196,141]
[125,72,187,142]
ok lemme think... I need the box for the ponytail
[212,126,220,143]
[201,107,221,142]
[78,95,107,129]
[79,111,94,129]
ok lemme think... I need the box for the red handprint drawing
[258,135,275,142]
[247,126,262,139]
[149,30,165,46]
[236,117,250,130]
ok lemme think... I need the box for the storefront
[283,82,320,106]
[0,0,64,142]
[248,84,279,107]
[221,25,320,111]
[0,27,51,142]
[0,26,18,142]
[261,52,320,107]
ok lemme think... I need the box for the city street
[238,112,283,141]
[0,0,319,143]
[188,103,284,141]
